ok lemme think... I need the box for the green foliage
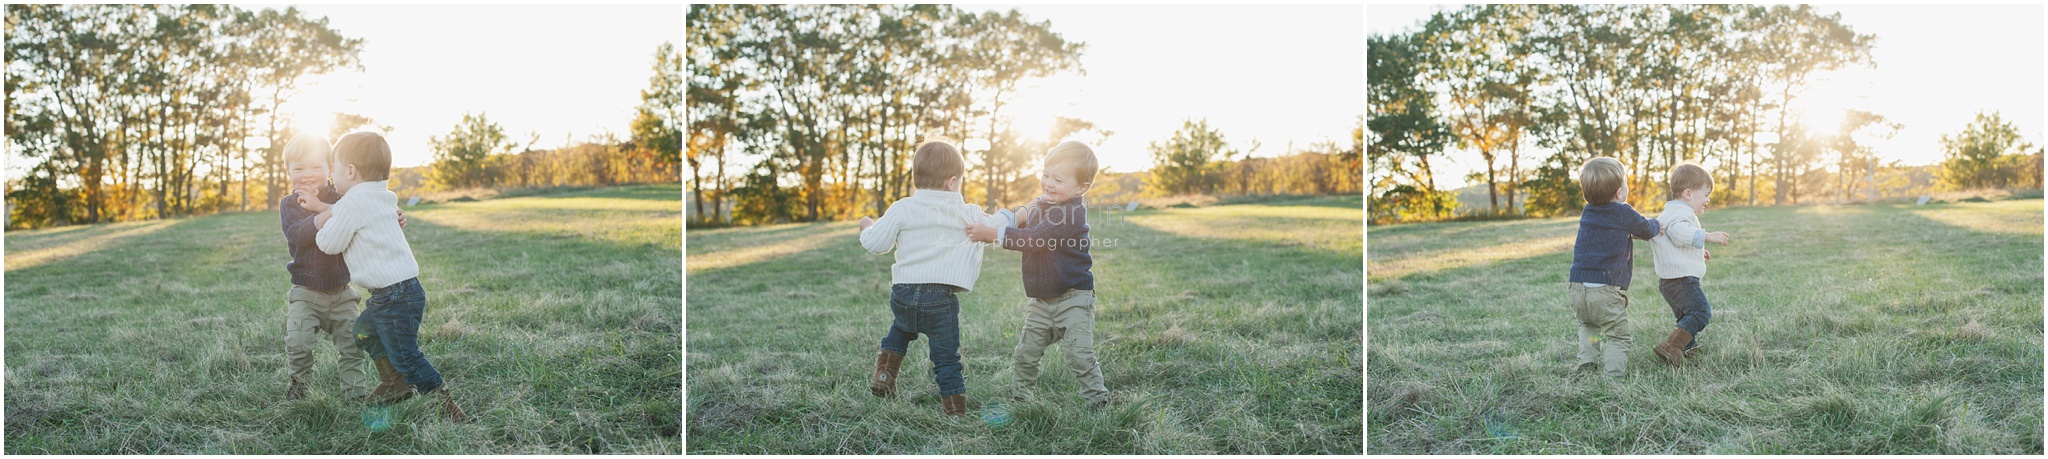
[1375,4,1888,216]
[1368,31,1454,222]
[1938,111,2039,190]
[1147,119,1236,196]
[1517,152,1582,218]
[5,5,361,227]
[429,113,517,190]
[632,42,684,177]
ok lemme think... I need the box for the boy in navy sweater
[967,141,1108,409]
[1567,157,1661,378]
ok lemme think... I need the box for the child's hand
[297,194,330,213]
[1706,231,1730,245]
[858,216,874,230]
[1704,249,1712,260]
[964,221,998,243]
[396,209,408,229]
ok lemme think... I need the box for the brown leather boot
[942,394,968,416]
[286,377,307,401]
[1653,328,1693,367]
[435,386,469,422]
[368,358,415,404]
[871,350,904,398]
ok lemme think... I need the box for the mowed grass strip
[685,195,1363,454]
[1367,199,2044,454]
[5,184,682,454]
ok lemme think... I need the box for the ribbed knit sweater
[315,181,419,290]
[1652,200,1710,280]
[859,189,1008,292]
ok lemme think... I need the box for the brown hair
[1666,162,1714,201]
[1044,140,1098,184]
[282,133,332,165]
[333,131,393,182]
[912,137,964,190]
[1579,157,1625,204]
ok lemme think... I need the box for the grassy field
[5,184,681,454]
[1367,199,2044,454]
[686,196,1363,454]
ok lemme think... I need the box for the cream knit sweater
[1651,200,1709,280]
[316,181,419,290]
[859,189,1012,292]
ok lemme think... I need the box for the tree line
[1145,118,1363,198]
[688,4,1364,226]
[1368,4,2041,225]
[418,40,681,195]
[5,5,684,230]
[688,4,1093,226]
[6,4,360,228]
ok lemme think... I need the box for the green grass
[4,184,682,454]
[686,195,1363,454]
[1367,200,2044,454]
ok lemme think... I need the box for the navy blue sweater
[280,185,350,292]
[1567,201,1661,289]
[1000,197,1094,300]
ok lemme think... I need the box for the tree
[1938,111,2036,190]
[1369,31,1456,221]
[429,112,516,189]
[1826,109,1898,201]
[950,9,1085,209]
[633,42,684,195]
[1147,119,1235,196]
[1424,4,1539,215]
[1755,5,1874,205]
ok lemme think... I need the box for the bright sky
[972,4,1364,173]
[267,4,681,168]
[1369,3,2046,191]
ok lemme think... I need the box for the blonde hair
[1044,140,1098,184]
[911,136,965,190]
[1579,157,1626,204]
[282,133,332,165]
[1667,162,1714,200]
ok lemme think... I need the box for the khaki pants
[1012,289,1109,403]
[1568,282,1632,378]
[286,285,369,397]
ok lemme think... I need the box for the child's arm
[857,205,904,254]
[1664,215,1706,249]
[1628,211,1661,240]
[313,195,366,255]
[963,204,1015,244]
[281,200,320,247]
[998,205,1088,251]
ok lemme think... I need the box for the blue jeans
[355,277,444,394]
[878,284,965,397]
[1659,276,1712,346]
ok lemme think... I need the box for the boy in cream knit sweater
[858,138,1011,416]
[311,132,466,422]
[1649,163,1731,367]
